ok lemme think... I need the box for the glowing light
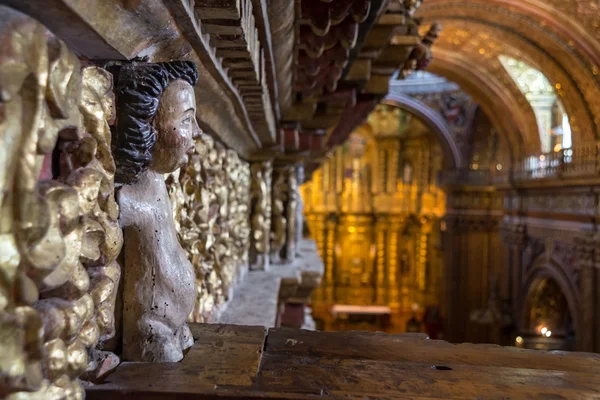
[539,155,546,161]
[348,226,356,233]
[541,327,548,335]
[479,48,486,55]
[515,336,524,344]
[553,143,562,152]
[496,164,503,171]
[545,330,552,338]
[555,83,562,89]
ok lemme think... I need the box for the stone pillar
[250,160,272,270]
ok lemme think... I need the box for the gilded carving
[0,7,121,397]
[271,167,288,264]
[250,161,272,270]
[112,61,200,362]
[285,166,299,263]
[304,110,446,330]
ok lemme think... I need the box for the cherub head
[112,61,201,184]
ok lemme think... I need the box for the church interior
[2,0,600,398]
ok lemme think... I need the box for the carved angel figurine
[111,61,200,362]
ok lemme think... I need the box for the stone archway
[519,259,580,351]
[382,94,463,170]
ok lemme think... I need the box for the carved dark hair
[112,61,199,184]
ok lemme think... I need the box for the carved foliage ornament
[271,167,289,263]
[0,7,121,398]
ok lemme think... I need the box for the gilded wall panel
[0,8,121,396]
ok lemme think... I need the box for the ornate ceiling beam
[3,0,270,158]
[192,0,277,145]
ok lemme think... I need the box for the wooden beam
[283,102,317,121]
[364,73,390,94]
[194,0,277,145]
[345,59,372,82]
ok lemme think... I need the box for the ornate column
[270,165,299,264]
[250,160,272,270]
[417,217,432,292]
[295,164,305,256]
[325,216,337,303]
[375,215,390,304]
[270,166,287,264]
[501,221,527,319]
[575,232,599,352]
[284,165,299,263]
[388,216,404,308]
[442,214,460,342]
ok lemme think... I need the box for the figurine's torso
[119,170,195,362]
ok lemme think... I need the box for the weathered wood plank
[87,324,600,399]
[265,328,600,374]
[257,354,600,399]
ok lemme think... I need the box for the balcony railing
[513,143,599,181]
[440,142,600,186]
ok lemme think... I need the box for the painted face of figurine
[151,79,201,173]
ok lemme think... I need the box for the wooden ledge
[87,324,600,399]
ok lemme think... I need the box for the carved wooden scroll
[249,160,272,270]
[167,135,251,322]
[0,7,121,397]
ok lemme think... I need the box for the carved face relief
[151,79,200,174]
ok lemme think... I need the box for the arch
[382,93,463,170]
[428,51,532,161]
[519,256,581,346]
[417,2,600,143]
[421,0,600,69]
